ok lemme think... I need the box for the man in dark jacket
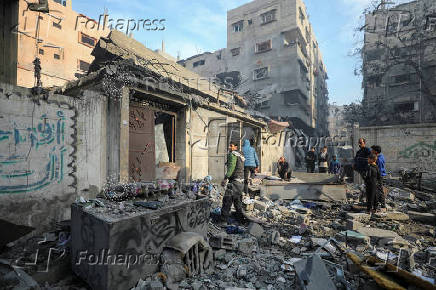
[353,138,371,179]
[242,139,259,194]
[364,153,382,213]
[221,141,247,224]
[277,157,292,180]
[305,147,316,173]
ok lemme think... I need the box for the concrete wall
[0,83,107,229]
[260,131,285,174]
[358,123,436,173]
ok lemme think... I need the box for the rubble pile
[176,182,436,289]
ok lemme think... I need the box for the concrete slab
[294,254,336,290]
[71,198,211,290]
[408,211,436,225]
[261,184,346,201]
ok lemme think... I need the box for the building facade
[362,0,436,125]
[178,0,329,136]
[0,0,108,88]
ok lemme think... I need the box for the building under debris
[178,0,329,136]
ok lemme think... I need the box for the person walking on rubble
[318,146,329,173]
[305,147,317,173]
[242,138,259,194]
[364,153,382,214]
[329,155,341,174]
[220,141,249,224]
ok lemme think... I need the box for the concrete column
[352,122,361,184]
[119,87,130,183]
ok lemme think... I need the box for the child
[328,155,341,174]
[371,145,387,210]
[364,153,382,213]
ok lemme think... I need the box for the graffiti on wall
[398,141,436,171]
[0,110,71,194]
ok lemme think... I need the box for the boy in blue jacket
[242,138,259,194]
[371,145,387,210]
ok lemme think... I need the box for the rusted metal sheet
[129,106,155,182]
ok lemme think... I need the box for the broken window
[38,48,44,55]
[54,0,67,6]
[425,15,436,31]
[261,9,277,25]
[299,7,305,25]
[78,60,90,72]
[52,21,62,29]
[231,48,240,56]
[255,40,272,53]
[395,102,416,112]
[283,90,306,105]
[367,74,383,88]
[253,67,269,80]
[232,21,244,32]
[248,19,253,25]
[193,60,205,67]
[79,32,96,47]
[54,53,60,60]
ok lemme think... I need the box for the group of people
[305,146,342,175]
[218,137,387,224]
[354,138,387,214]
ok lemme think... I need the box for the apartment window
[253,67,269,80]
[395,102,415,112]
[232,21,244,32]
[38,16,43,20]
[261,9,277,25]
[255,40,272,53]
[54,53,60,60]
[367,74,383,88]
[53,21,62,29]
[38,48,44,55]
[193,60,205,67]
[54,0,67,6]
[231,48,240,56]
[79,32,96,47]
[78,60,90,72]
[248,19,253,25]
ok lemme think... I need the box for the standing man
[318,146,329,173]
[277,157,292,180]
[353,138,371,180]
[305,147,316,173]
[364,153,382,213]
[371,145,387,210]
[242,138,259,194]
[221,141,248,224]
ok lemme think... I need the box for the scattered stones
[408,211,436,225]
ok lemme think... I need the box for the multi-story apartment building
[178,0,329,135]
[0,0,108,88]
[362,0,436,125]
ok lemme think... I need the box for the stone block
[335,230,370,246]
[71,198,211,290]
[247,222,264,238]
[253,200,268,212]
[210,234,235,250]
[346,219,364,231]
[346,213,370,223]
[408,211,436,225]
[383,211,409,221]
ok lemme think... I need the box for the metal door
[129,106,155,182]
[208,118,227,181]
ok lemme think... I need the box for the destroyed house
[0,30,288,233]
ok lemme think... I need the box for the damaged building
[362,0,436,125]
[0,30,288,234]
[178,0,330,136]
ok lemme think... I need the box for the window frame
[78,32,97,48]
